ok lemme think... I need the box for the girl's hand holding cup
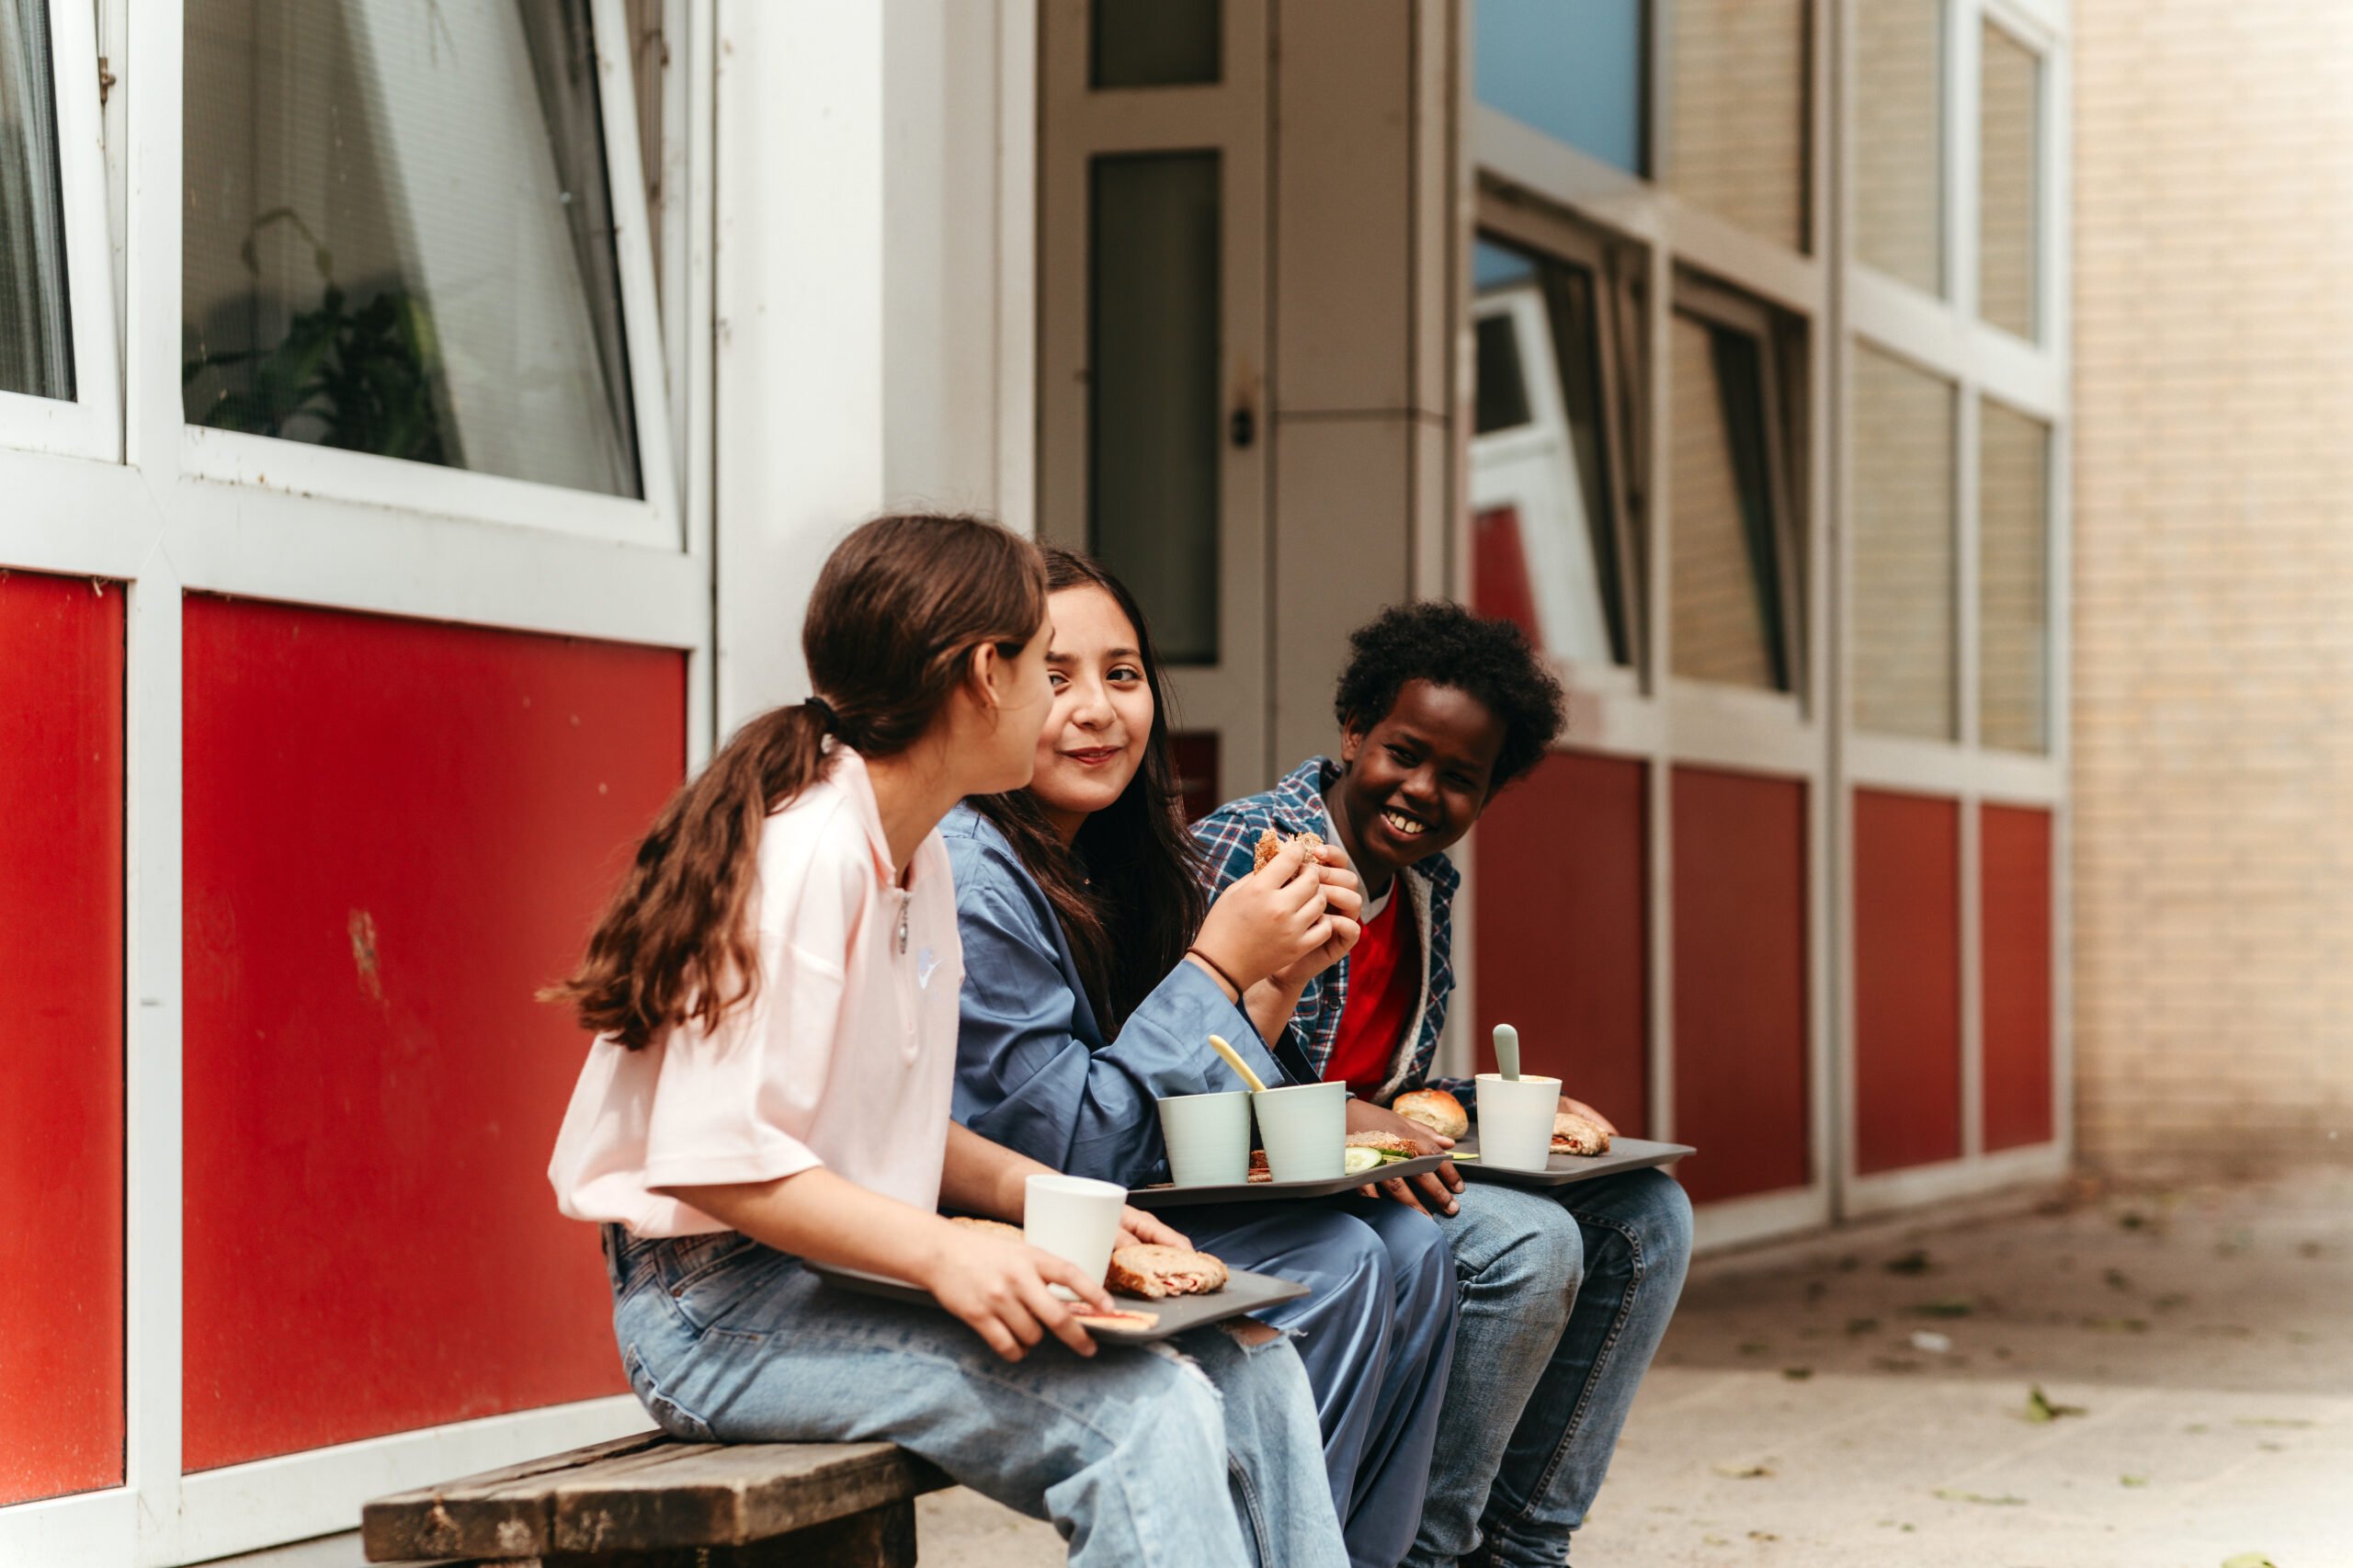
[922,1221,1116,1363]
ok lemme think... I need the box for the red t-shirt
[1324,891,1419,1096]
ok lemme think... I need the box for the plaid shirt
[1191,756,1469,1106]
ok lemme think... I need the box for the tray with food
[1127,1144,1449,1210]
[806,1239,1310,1344]
[1446,1133,1695,1188]
[1391,1083,1694,1189]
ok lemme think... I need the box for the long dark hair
[968,548,1208,1030]
[550,514,1046,1048]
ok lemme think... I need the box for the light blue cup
[1157,1089,1254,1187]
[1250,1081,1347,1181]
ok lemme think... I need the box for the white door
[1037,0,1270,801]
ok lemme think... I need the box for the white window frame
[1834,0,2071,1220]
[1462,0,1839,1256]
[0,0,123,460]
[0,3,718,1562]
[175,0,683,551]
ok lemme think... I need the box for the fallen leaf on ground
[1933,1487,2027,1506]
[2024,1385,2088,1423]
[1915,1297,1975,1318]
[1910,1330,1953,1353]
[1738,1340,1770,1355]
[1883,1248,1933,1275]
[1847,1315,1881,1335]
[2220,1554,2279,1568]
[1782,1366,1813,1381]
[2120,1473,2149,1487]
[1711,1461,1774,1479]
[1748,1530,1778,1541]
[2081,1314,2151,1334]
[2104,1266,2132,1290]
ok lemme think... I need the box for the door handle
[1228,406,1256,449]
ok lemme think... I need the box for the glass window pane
[1093,0,1220,88]
[1475,0,1646,176]
[1090,153,1220,665]
[1471,237,1631,667]
[1979,23,2040,339]
[0,0,74,401]
[183,0,642,497]
[1668,0,1808,252]
[1979,399,2049,753]
[1851,343,1957,739]
[1670,312,1790,691]
[1856,0,1943,294]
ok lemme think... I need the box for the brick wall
[2072,0,2353,1170]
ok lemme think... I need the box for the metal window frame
[0,0,124,460]
[0,4,718,1562]
[1463,0,2069,1248]
[1832,0,2071,1221]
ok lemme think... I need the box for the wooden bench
[363,1430,952,1566]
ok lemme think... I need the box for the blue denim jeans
[1403,1169,1694,1567]
[604,1226,1348,1568]
[1177,1200,1457,1568]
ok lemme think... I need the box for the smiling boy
[1195,601,1692,1568]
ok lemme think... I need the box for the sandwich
[1106,1244,1230,1300]
[1252,826,1327,873]
[948,1215,1026,1240]
[1343,1129,1425,1176]
[1247,1149,1274,1183]
[1393,1087,1468,1140]
[1552,1110,1611,1156]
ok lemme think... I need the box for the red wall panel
[1981,804,2055,1152]
[182,597,684,1471]
[1671,767,1809,1203]
[1472,751,1649,1136]
[1471,505,1543,646]
[1852,790,1963,1175]
[0,572,125,1506]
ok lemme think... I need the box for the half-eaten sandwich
[1343,1130,1425,1176]
[1106,1244,1231,1300]
[1252,826,1326,873]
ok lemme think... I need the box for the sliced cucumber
[1343,1146,1385,1176]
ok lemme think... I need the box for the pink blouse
[549,746,965,1237]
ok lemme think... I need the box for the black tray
[1127,1152,1449,1210]
[1449,1135,1695,1187]
[807,1260,1311,1344]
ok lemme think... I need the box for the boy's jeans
[604,1226,1348,1568]
[1403,1169,1695,1567]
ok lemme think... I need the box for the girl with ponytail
[548,515,1346,1568]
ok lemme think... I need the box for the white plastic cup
[1023,1174,1129,1286]
[1157,1090,1254,1187]
[1250,1081,1347,1182]
[1475,1072,1563,1172]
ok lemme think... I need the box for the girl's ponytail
[548,514,1045,1048]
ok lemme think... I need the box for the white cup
[1475,1072,1563,1172]
[1158,1090,1254,1187]
[1023,1174,1128,1285]
[1250,1081,1347,1182]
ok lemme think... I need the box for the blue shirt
[940,804,1291,1185]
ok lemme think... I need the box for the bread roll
[1393,1087,1468,1140]
[948,1216,1027,1241]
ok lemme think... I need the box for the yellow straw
[1206,1034,1270,1095]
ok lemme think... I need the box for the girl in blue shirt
[944,549,1457,1568]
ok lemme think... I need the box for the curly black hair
[1332,601,1566,792]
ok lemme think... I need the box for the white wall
[713,0,1033,735]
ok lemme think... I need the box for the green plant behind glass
[184,207,450,466]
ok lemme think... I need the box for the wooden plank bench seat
[363,1430,953,1567]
